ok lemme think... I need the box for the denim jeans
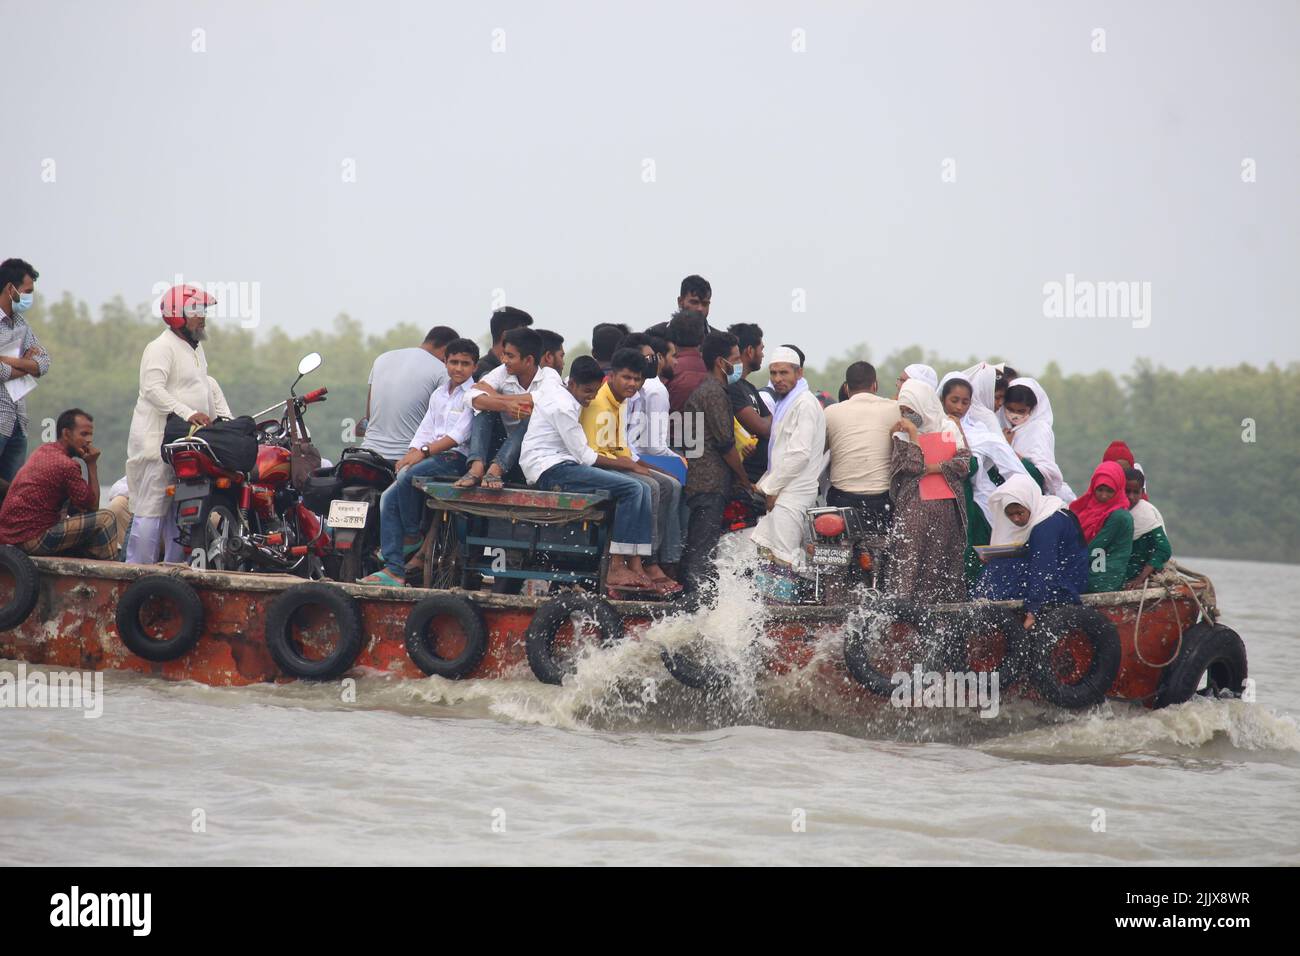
[827,486,893,536]
[468,412,527,475]
[378,452,467,575]
[536,461,651,555]
[0,427,26,483]
[681,491,728,593]
[629,469,684,563]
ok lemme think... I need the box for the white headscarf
[1130,499,1166,539]
[1004,376,1075,502]
[898,379,964,449]
[960,362,1002,434]
[903,363,938,390]
[987,474,1067,546]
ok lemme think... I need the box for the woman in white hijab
[975,474,1089,628]
[954,363,1028,522]
[888,379,971,601]
[1001,376,1076,502]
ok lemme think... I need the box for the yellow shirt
[579,381,633,458]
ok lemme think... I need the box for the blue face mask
[12,291,33,314]
[727,362,744,385]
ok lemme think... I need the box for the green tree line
[20,294,1300,564]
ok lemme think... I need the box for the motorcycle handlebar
[303,387,328,404]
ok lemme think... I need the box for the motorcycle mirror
[298,352,323,377]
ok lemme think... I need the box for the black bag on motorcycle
[161,415,259,473]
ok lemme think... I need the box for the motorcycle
[304,447,396,583]
[164,352,330,575]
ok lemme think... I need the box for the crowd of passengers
[0,260,1173,627]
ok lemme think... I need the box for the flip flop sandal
[452,474,481,488]
[482,474,505,490]
[358,569,405,588]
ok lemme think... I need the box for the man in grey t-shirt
[359,326,458,463]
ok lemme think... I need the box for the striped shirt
[0,306,51,438]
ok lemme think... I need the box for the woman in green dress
[1069,461,1133,592]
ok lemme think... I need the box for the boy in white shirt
[361,338,479,587]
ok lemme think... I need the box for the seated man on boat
[360,338,480,587]
[0,408,127,561]
[579,347,684,592]
[458,327,559,490]
[751,346,827,570]
[973,474,1088,630]
[519,356,661,593]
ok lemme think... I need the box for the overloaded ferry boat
[0,476,1247,713]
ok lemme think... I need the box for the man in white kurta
[752,348,826,568]
[125,285,232,563]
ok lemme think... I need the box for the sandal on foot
[453,474,481,488]
[482,473,505,490]
[358,568,405,588]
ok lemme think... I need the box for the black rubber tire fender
[0,545,40,631]
[525,592,624,686]
[264,582,364,680]
[1029,604,1122,710]
[843,598,942,698]
[115,574,205,662]
[1155,622,1248,708]
[405,593,489,679]
[660,642,730,691]
[939,603,1031,690]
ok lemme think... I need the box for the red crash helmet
[160,284,216,329]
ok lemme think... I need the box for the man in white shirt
[360,339,480,587]
[458,327,559,489]
[823,361,900,535]
[752,346,826,568]
[125,284,233,564]
[358,326,457,465]
[520,356,657,591]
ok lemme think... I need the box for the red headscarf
[1102,441,1135,467]
[1102,440,1149,499]
[1070,461,1130,541]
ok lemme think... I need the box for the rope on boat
[1131,575,1182,669]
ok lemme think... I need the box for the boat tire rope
[0,545,40,631]
[526,592,624,686]
[1156,622,1247,708]
[115,574,205,662]
[1029,605,1122,710]
[265,582,364,680]
[405,593,489,679]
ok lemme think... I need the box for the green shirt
[1125,526,1172,580]
[1086,508,1134,593]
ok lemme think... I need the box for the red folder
[917,432,957,500]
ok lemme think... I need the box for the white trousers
[125,509,185,564]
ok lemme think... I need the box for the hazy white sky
[7,0,1298,372]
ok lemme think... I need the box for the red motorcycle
[164,353,330,575]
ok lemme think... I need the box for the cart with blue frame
[413,478,613,592]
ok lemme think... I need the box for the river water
[2,556,1297,865]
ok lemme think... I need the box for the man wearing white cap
[752,346,826,567]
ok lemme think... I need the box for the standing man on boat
[751,346,826,569]
[125,284,232,564]
[0,258,50,494]
[677,274,712,326]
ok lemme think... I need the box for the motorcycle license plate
[327,500,369,529]
[811,545,852,566]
